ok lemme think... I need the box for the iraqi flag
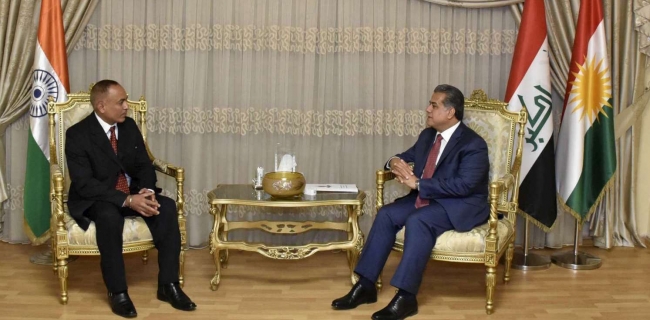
[505,0,557,231]
[24,0,70,244]
[556,0,616,223]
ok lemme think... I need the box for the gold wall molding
[74,24,516,55]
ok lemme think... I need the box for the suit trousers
[84,194,181,293]
[354,194,453,294]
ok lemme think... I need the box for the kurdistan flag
[556,0,616,223]
[504,0,557,231]
[24,0,70,244]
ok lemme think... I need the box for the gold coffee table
[207,184,365,290]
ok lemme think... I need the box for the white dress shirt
[433,120,461,165]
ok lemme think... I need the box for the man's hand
[129,190,160,217]
[139,188,157,202]
[390,158,415,182]
[400,177,418,190]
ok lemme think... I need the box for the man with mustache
[331,84,490,320]
[65,79,196,318]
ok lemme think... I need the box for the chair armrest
[489,173,515,219]
[510,154,522,181]
[376,162,414,210]
[153,158,182,178]
[485,173,516,251]
[50,164,68,231]
[145,144,187,249]
[145,142,184,180]
[376,169,396,210]
[151,157,185,214]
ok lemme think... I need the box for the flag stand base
[550,219,601,270]
[29,248,77,265]
[512,249,551,271]
[551,251,601,270]
[512,218,551,271]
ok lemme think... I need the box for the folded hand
[129,190,160,217]
[390,158,415,182]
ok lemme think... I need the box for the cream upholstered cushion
[396,219,513,253]
[64,209,153,246]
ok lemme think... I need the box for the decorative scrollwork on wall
[75,24,516,56]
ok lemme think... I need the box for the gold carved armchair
[48,87,187,304]
[375,90,526,314]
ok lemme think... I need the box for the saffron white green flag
[24,0,70,244]
[556,0,616,223]
[504,0,557,231]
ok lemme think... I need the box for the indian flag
[505,0,557,231]
[24,0,70,245]
[556,0,616,223]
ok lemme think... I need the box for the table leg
[219,206,230,268]
[220,250,229,269]
[346,204,364,285]
[210,249,221,291]
[209,204,225,290]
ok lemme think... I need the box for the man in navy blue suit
[331,84,490,320]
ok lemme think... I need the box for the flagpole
[512,217,551,271]
[27,0,72,266]
[550,218,601,270]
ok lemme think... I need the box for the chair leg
[142,250,149,265]
[504,242,514,283]
[178,248,185,287]
[57,257,69,305]
[485,266,496,314]
[376,271,383,292]
[52,243,58,274]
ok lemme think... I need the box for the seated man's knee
[156,195,175,210]
[156,195,178,219]
[376,206,393,221]
[404,213,427,230]
[89,202,124,231]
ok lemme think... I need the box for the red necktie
[110,126,130,194]
[415,134,442,208]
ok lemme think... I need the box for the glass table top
[208,184,364,204]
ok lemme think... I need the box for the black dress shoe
[371,293,418,320]
[157,282,197,311]
[331,281,378,310]
[108,291,137,318]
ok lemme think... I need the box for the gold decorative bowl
[262,171,306,198]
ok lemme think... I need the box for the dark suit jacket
[65,114,158,230]
[389,122,490,231]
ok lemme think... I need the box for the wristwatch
[415,179,420,191]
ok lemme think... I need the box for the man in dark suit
[65,80,196,318]
[331,84,490,320]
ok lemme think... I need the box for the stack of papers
[304,184,358,195]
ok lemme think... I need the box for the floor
[0,242,648,319]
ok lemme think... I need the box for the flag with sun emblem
[556,0,616,223]
[24,0,70,244]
